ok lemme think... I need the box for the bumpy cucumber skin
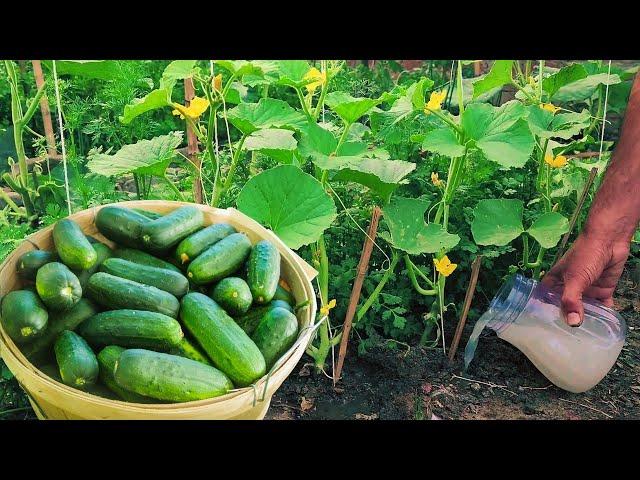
[112,248,182,273]
[272,284,296,306]
[251,307,299,369]
[235,300,293,336]
[132,208,163,220]
[78,309,183,350]
[114,349,234,402]
[187,233,252,285]
[22,298,98,362]
[169,337,213,366]
[36,262,83,312]
[140,206,204,254]
[74,242,113,289]
[17,250,58,282]
[87,272,180,318]
[97,346,155,403]
[210,277,253,316]
[180,293,266,387]
[54,330,99,391]
[247,240,281,305]
[100,258,189,298]
[96,206,150,248]
[0,290,48,344]
[53,219,98,270]
[175,223,237,265]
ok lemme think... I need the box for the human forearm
[583,74,640,242]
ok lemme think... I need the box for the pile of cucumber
[0,205,301,403]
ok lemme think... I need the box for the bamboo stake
[448,255,482,362]
[334,206,382,384]
[31,60,57,158]
[184,78,202,204]
[551,167,599,265]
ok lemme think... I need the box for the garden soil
[266,268,640,420]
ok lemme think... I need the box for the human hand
[541,232,630,326]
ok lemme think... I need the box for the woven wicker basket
[0,200,318,419]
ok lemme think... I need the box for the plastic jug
[465,274,626,393]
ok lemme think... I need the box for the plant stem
[456,60,464,116]
[295,87,313,120]
[356,250,400,322]
[405,255,437,296]
[216,133,247,204]
[162,173,185,201]
[425,108,462,134]
[0,188,25,216]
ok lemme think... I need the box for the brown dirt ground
[266,269,640,420]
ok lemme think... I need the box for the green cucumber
[235,300,293,336]
[169,337,213,366]
[35,262,82,311]
[78,309,183,350]
[180,293,266,387]
[112,248,182,273]
[53,218,98,270]
[114,349,234,402]
[87,272,180,318]
[0,290,48,344]
[100,258,189,298]
[247,240,280,304]
[74,242,113,289]
[140,205,204,254]
[187,233,252,285]
[22,298,99,362]
[132,208,163,220]
[16,250,58,282]
[273,284,296,306]
[97,346,155,403]
[175,223,237,265]
[251,307,299,369]
[96,206,150,248]
[54,330,99,390]
[210,277,252,316]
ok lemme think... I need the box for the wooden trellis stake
[184,77,202,204]
[31,60,57,158]
[448,255,483,362]
[334,206,382,384]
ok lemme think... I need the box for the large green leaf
[542,64,588,99]
[43,60,122,80]
[471,198,524,246]
[236,165,336,249]
[449,76,503,109]
[526,212,569,248]
[382,197,459,255]
[226,98,307,135]
[553,73,621,103]
[275,60,312,87]
[422,127,466,157]
[120,89,170,124]
[472,60,513,98]
[526,106,591,140]
[551,171,586,199]
[87,132,183,177]
[298,121,337,158]
[214,60,265,78]
[462,102,534,169]
[244,129,297,162]
[312,155,416,202]
[325,92,382,124]
[160,60,198,91]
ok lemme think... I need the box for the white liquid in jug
[497,301,624,393]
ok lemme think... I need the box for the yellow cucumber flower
[540,103,561,114]
[424,90,447,114]
[304,67,326,94]
[431,171,444,188]
[433,255,457,277]
[320,299,336,316]
[172,96,209,119]
[545,153,568,168]
[213,73,223,92]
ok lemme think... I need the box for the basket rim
[0,200,318,412]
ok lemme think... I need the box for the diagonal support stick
[448,255,482,362]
